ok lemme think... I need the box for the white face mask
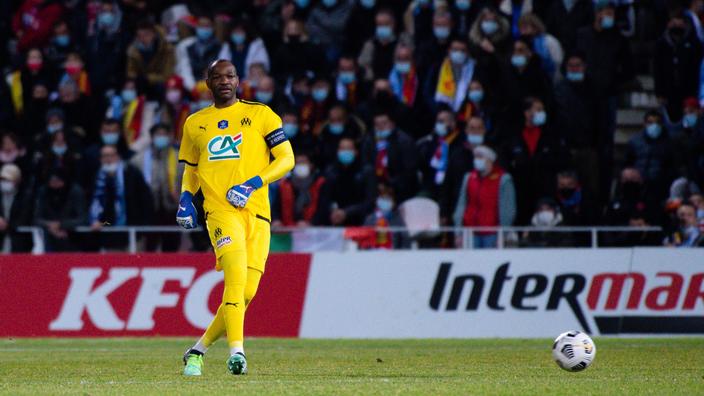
[0,180,15,193]
[102,162,119,174]
[535,210,555,226]
[473,158,487,173]
[293,163,311,178]
[165,89,181,104]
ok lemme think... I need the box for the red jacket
[13,0,63,52]
[278,177,325,226]
[462,167,504,229]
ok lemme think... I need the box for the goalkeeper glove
[176,191,198,229]
[226,176,263,209]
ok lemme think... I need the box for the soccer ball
[552,330,596,372]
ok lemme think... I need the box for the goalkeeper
[176,59,294,376]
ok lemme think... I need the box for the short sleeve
[261,106,287,149]
[178,119,199,166]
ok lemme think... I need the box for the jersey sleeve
[178,118,199,166]
[261,106,287,149]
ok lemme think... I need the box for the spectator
[126,20,175,99]
[85,0,126,97]
[0,164,33,252]
[271,18,326,85]
[425,39,478,113]
[7,48,51,120]
[56,78,95,136]
[664,203,704,246]
[363,183,411,249]
[271,152,326,227]
[358,8,405,81]
[686,0,704,44]
[691,193,704,221]
[32,129,82,188]
[404,0,435,50]
[415,10,454,77]
[281,107,317,155]
[81,118,132,188]
[44,20,77,83]
[417,106,464,200]
[305,0,355,66]
[106,79,159,153]
[499,0,532,39]
[33,169,86,252]
[318,104,366,167]
[157,75,191,141]
[501,97,570,224]
[468,8,512,71]
[388,43,422,120]
[518,13,563,80]
[252,75,281,108]
[603,167,654,224]
[0,133,31,177]
[316,137,376,225]
[451,0,484,38]
[654,11,703,121]
[175,14,228,91]
[12,0,64,52]
[522,197,571,247]
[343,0,379,55]
[361,109,419,203]
[190,80,213,113]
[60,52,91,97]
[334,55,369,111]
[453,145,516,248]
[130,123,180,251]
[299,77,335,135]
[555,170,596,226]
[670,97,704,188]
[543,0,593,51]
[224,19,270,80]
[456,79,498,133]
[34,106,83,153]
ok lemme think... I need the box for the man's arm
[259,141,295,186]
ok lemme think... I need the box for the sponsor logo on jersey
[207,133,242,160]
[216,236,232,248]
[218,120,228,129]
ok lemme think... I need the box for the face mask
[601,16,615,29]
[377,197,394,213]
[322,0,337,7]
[294,0,310,7]
[566,71,584,82]
[473,157,487,173]
[102,132,120,145]
[535,210,556,226]
[532,110,547,126]
[376,25,393,41]
[339,71,356,84]
[697,209,704,219]
[166,89,181,104]
[231,32,246,45]
[293,163,311,178]
[47,123,63,134]
[558,187,576,198]
[27,60,42,72]
[102,162,119,174]
[683,113,698,128]
[329,123,345,135]
[255,91,273,104]
[136,41,153,52]
[97,12,115,28]
[52,145,68,156]
[468,89,483,103]
[337,150,356,165]
[433,26,450,40]
[283,122,299,138]
[481,20,499,35]
[375,128,392,140]
[394,61,411,74]
[153,135,170,149]
[54,34,70,47]
[467,134,484,145]
[121,89,137,102]
[449,50,467,65]
[456,0,471,10]
[434,122,448,137]
[645,123,661,139]
[511,54,527,68]
[0,181,14,194]
[312,88,329,102]
[65,64,82,75]
[360,0,376,8]
[196,27,213,41]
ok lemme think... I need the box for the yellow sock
[221,250,247,354]
[244,267,263,309]
[199,303,226,348]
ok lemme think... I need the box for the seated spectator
[468,8,512,72]
[316,137,376,226]
[363,183,411,249]
[359,8,405,81]
[8,48,52,121]
[522,197,574,247]
[670,97,704,188]
[304,77,335,135]
[603,167,655,225]
[34,107,84,154]
[334,55,369,111]
[603,210,662,247]
[33,169,86,252]
[105,79,158,153]
[518,13,563,80]
[61,52,91,97]
[56,78,95,135]
[126,20,175,99]
[361,108,419,203]
[417,106,464,201]
[0,164,33,252]
[224,19,270,80]
[175,14,229,91]
[17,80,51,145]
[158,75,191,141]
[456,79,497,133]
[44,20,78,84]
[32,130,82,188]
[425,38,478,113]
[271,152,326,227]
[663,203,704,247]
[281,107,317,155]
[388,42,426,137]
[555,170,596,226]
[238,63,268,101]
[453,145,516,248]
[305,0,355,65]
[320,104,367,165]
[0,133,31,177]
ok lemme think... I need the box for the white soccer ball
[552,330,596,372]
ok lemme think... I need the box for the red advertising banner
[0,253,311,337]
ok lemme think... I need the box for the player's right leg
[183,303,226,376]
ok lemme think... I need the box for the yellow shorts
[205,209,271,273]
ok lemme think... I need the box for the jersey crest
[207,133,242,160]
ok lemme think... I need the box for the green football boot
[227,352,248,375]
[183,351,203,376]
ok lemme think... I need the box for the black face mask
[621,181,642,199]
[558,187,576,198]
[287,35,301,44]
[670,27,686,39]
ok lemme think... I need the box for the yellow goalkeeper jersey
[178,100,286,219]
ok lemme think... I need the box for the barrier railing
[14,225,664,254]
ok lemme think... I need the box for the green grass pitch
[0,338,702,395]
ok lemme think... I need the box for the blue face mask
[473,157,487,173]
[294,0,310,7]
[322,0,337,7]
[337,150,356,165]
[377,197,394,213]
[54,34,70,47]
[196,27,213,41]
[283,122,299,138]
[433,26,450,40]
[601,16,615,29]
[456,0,471,11]
[231,32,246,45]
[329,123,345,135]
[481,20,499,35]
[435,122,448,137]
[121,89,137,102]
[533,111,547,126]
[153,135,171,149]
[360,0,376,8]
[339,71,356,84]
[645,123,662,139]
[449,50,467,65]
[467,134,484,145]
[97,12,115,28]
[376,25,393,41]
[511,54,527,68]
[52,145,68,156]
[394,61,411,74]
[683,113,698,128]
[255,91,273,104]
[102,132,120,145]
[375,128,392,140]
[312,88,329,102]
[566,71,584,82]
[468,89,483,103]
[47,123,63,134]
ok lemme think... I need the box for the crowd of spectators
[0,0,703,252]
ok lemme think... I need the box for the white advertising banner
[300,249,704,338]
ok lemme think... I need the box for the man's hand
[176,191,198,229]
[226,176,263,209]
[330,208,347,225]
